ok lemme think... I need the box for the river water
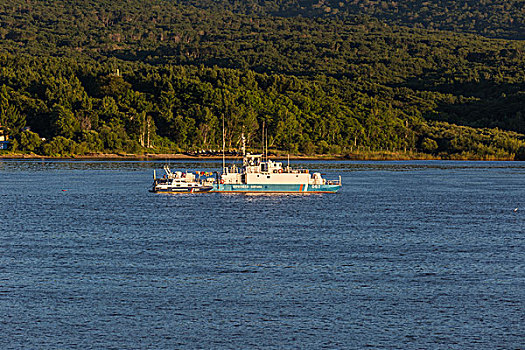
[0,159,523,349]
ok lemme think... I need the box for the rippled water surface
[1,159,523,349]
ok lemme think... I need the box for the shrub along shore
[0,149,520,161]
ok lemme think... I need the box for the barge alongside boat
[150,166,214,193]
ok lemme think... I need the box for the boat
[212,135,342,193]
[150,166,214,193]
[212,153,341,193]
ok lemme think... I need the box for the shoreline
[0,151,518,161]
[0,153,347,161]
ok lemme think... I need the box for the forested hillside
[0,0,524,159]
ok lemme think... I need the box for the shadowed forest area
[0,0,524,159]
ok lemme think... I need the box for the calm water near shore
[0,159,523,349]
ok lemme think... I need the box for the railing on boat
[326,178,342,185]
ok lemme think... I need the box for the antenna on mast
[241,131,246,157]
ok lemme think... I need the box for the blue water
[0,159,523,349]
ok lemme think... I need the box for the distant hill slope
[179,0,525,40]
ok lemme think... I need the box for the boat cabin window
[267,175,271,179]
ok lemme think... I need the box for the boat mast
[261,120,265,160]
[222,113,225,172]
[241,132,246,167]
[242,132,246,156]
[265,122,268,162]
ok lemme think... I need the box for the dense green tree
[0,85,26,135]
[50,104,80,139]
[19,130,42,152]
